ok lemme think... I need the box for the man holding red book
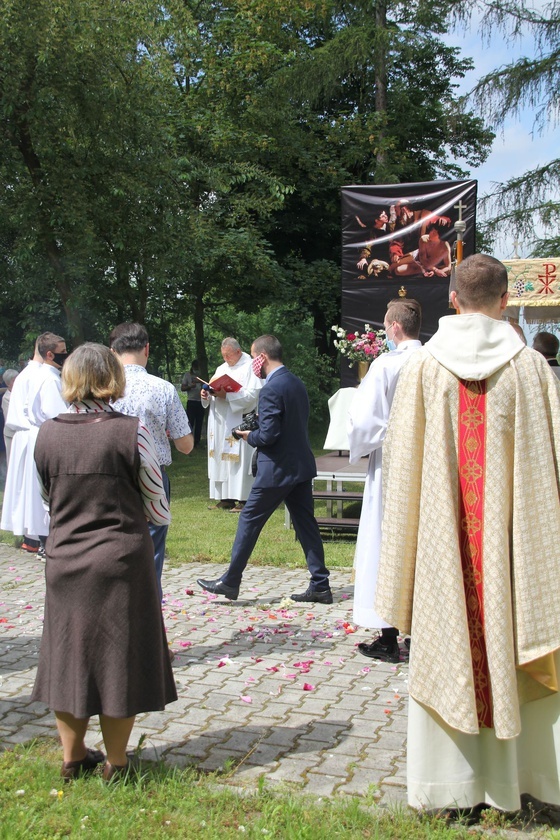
[203,337,262,513]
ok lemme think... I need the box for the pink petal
[303,683,315,691]
[240,695,252,703]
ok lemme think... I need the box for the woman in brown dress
[32,343,177,780]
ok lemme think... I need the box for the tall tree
[0,0,493,370]
[463,0,559,253]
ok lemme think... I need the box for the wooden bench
[284,453,366,536]
[314,516,360,532]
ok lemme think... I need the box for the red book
[197,374,242,393]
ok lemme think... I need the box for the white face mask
[385,323,395,351]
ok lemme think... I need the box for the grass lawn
[0,740,488,840]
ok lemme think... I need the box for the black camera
[231,410,259,440]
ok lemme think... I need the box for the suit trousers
[222,479,329,590]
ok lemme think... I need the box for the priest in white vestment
[376,254,560,812]
[1,333,67,546]
[203,337,263,511]
[347,299,422,662]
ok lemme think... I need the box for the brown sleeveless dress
[32,411,177,718]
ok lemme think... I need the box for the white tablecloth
[323,388,357,451]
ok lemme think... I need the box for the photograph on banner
[339,180,477,386]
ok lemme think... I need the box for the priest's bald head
[451,254,509,317]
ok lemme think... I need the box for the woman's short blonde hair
[62,343,125,404]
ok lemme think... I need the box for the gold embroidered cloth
[376,347,560,738]
[504,258,560,307]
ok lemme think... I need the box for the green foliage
[0,740,479,839]
[0,0,494,364]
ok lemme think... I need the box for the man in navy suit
[197,334,332,603]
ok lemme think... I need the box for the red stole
[458,379,493,728]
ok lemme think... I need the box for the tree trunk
[374,0,388,173]
[7,85,85,343]
[194,294,208,380]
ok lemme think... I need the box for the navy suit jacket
[247,367,317,489]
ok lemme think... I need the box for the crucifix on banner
[448,199,467,305]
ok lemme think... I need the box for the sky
[443,9,557,259]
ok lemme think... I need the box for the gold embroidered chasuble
[376,327,560,739]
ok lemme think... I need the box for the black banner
[340,180,477,385]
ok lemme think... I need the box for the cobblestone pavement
[0,543,409,805]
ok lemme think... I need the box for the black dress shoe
[102,759,136,782]
[357,638,400,663]
[61,748,106,780]
[291,586,333,604]
[197,578,239,600]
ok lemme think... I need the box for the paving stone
[265,758,309,783]
[221,729,265,753]
[360,748,398,771]
[0,551,410,807]
[298,721,349,742]
[262,727,306,748]
[3,724,57,743]
[245,743,286,765]
[377,785,408,807]
[303,773,342,796]
[231,764,272,783]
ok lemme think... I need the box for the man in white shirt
[1,333,67,557]
[110,322,193,598]
[202,337,262,512]
[348,300,422,663]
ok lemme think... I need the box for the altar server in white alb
[1,333,67,554]
[203,337,263,512]
[376,253,560,812]
[347,299,422,663]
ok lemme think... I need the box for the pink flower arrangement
[332,324,388,367]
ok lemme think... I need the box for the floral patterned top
[113,365,191,466]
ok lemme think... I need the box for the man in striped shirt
[110,323,193,598]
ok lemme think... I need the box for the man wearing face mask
[198,334,331,603]
[347,299,422,662]
[1,333,68,559]
[202,337,262,513]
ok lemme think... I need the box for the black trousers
[186,400,205,447]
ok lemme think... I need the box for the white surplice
[1,363,66,538]
[205,352,263,502]
[1,360,43,538]
[347,340,421,629]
